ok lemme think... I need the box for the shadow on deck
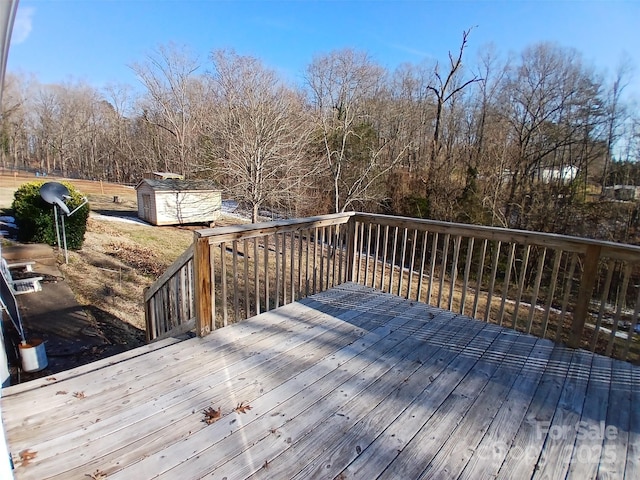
[2,283,638,479]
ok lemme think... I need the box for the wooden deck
[2,282,638,479]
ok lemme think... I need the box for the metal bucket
[19,339,48,372]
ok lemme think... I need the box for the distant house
[143,172,185,181]
[135,179,222,226]
[532,166,578,184]
[603,185,640,201]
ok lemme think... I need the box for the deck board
[2,282,638,480]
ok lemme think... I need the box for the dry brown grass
[0,170,242,333]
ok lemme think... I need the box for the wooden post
[194,235,212,337]
[569,244,601,348]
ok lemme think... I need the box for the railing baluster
[325,227,331,290]
[209,247,216,326]
[232,240,239,322]
[460,237,474,315]
[437,233,450,308]
[313,227,318,293]
[541,250,562,339]
[386,226,396,293]
[484,240,502,323]
[555,252,578,343]
[254,238,259,315]
[282,232,288,303]
[244,238,249,317]
[275,234,281,308]
[298,230,303,299]
[373,224,381,289]
[416,230,428,302]
[398,227,408,297]
[590,259,615,351]
[305,229,310,297]
[338,225,344,284]
[220,242,228,328]
[448,235,462,311]
[606,263,631,356]
[526,247,547,334]
[290,231,295,302]
[319,228,325,292]
[264,234,270,312]
[380,225,389,291]
[354,222,362,283]
[365,222,372,287]
[472,239,488,319]
[407,229,418,300]
[497,243,516,326]
[511,244,531,330]
[331,225,337,288]
[427,232,439,305]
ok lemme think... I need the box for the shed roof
[135,178,221,192]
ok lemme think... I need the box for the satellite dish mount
[39,182,87,263]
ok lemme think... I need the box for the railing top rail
[195,212,355,244]
[352,213,640,261]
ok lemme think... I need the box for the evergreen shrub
[11,181,90,250]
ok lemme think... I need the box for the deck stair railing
[144,212,640,363]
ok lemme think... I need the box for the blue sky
[6,0,640,97]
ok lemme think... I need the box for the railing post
[194,234,212,337]
[569,244,601,348]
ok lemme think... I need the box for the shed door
[142,194,151,220]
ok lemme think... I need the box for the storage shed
[135,179,222,226]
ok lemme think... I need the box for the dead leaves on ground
[202,406,222,425]
[201,401,253,426]
[105,242,166,276]
[233,401,252,414]
[18,449,37,466]
[85,469,107,479]
[73,391,86,399]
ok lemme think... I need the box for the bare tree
[426,28,481,168]
[600,57,633,192]
[208,50,315,222]
[130,43,206,175]
[306,49,408,213]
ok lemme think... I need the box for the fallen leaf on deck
[45,377,56,381]
[85,469,107,479]
[19,449,37,466]
[202,406,222,424]
[233,402,252,414]
[73,391,86,399]
[263,459,269,469]
[56,391,67,395]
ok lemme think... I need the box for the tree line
[1,31,639,241]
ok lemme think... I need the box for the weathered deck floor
[2,282,639,479]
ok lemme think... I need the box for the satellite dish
[40,182,71,215]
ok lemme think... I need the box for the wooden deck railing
[144,212,640,363]
[191,213,353,336]
[144,244,195,342]
[351,213,640,362]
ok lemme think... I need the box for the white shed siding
[135,179,221,226]
[154,190,221,226]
